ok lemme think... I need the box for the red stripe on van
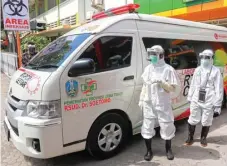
[175,108,190,121]
[18,68,25,72]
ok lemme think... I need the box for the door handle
[123,75,134,81]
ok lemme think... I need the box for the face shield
[199,52,213,67]
[147,48,159,64]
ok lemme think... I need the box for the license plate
[4,121,10,141]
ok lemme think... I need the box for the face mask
[201,59,210,67]
[149,55,158,64]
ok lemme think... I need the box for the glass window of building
[61,0,67,3]
[38,1,45,15]
[48,0,57,10]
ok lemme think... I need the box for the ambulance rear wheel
[86,113,129,159]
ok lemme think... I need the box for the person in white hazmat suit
[139,45,180,161]
[185,49,223,147]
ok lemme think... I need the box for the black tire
[86,113,129,159]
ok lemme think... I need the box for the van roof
[64,13,227,36]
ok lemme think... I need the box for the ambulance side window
[79,36,133,72]
[142,37,198,70]
[168,47,198,70]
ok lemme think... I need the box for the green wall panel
[134,0,150,14]
[135,0,218,14]
[172,0,186,9]
[150,0,173,14]
[185,0,216,7]
[173,0,216,10]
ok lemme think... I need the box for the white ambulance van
[4,12,227,159]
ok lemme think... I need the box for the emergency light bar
[92,4,140,20]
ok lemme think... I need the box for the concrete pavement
[1,73,227,166]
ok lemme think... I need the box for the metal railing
[202,18,227,27]
[1,52,18,77]
[47,14,77,29]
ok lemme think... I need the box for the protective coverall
[139,45,180,161]
[185,49,223,147]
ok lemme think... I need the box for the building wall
[78,0,97,23]
[32,0,96,25]
[134,0,227,21]
[34,0,78,24]
[104,0,134,10]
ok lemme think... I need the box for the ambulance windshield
[25,33,91,70]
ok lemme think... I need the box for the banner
[1,0,30,31]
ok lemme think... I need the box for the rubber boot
[184,124,196,146]
[166,140,174,160]
[201,126,210,147]
[144,139,153,161]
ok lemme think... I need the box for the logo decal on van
[214,33,227,40]
[65,80,79,97]
[64,92,123,111]
[16,72,32,88]
[16,70,41,95]
[26,76,41,95]
[81,78,97,96]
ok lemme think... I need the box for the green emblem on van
[81,78,97,96]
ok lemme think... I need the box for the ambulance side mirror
[68,58,95,77]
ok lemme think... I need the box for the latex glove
[138,101,143,110]
[160,81,175,92]
[213,107,221,117]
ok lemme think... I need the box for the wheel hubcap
[98,123,122,152]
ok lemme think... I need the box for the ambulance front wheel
[86,113,129,159]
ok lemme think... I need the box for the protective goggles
[199,53,212,59]
[147,50,159,57]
